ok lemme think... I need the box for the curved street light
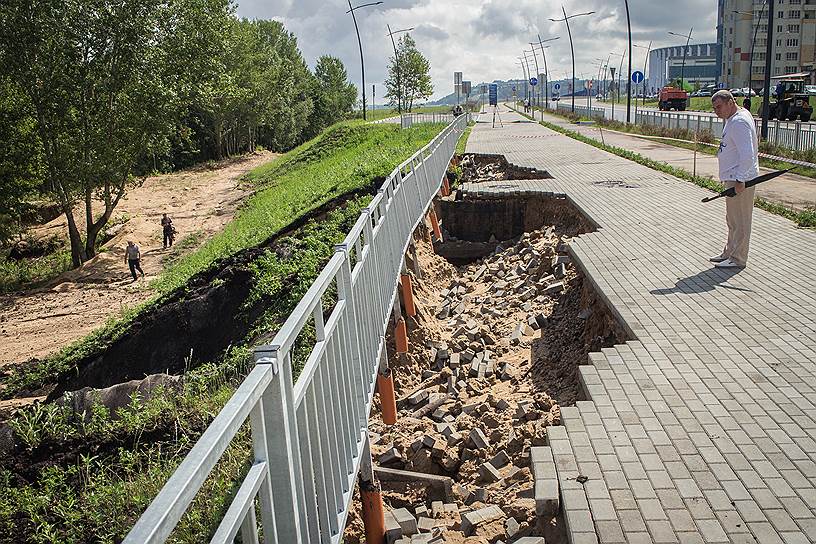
[522,50,533,106]
[733,0,767,90]
[531,35,559,113]
[386,24,414,115]
[632,42,651,108]
[346,0,383,120]
[550,8,595,113]
[668,28,693,90]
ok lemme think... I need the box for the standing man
[125,240,145,281]
[710,89,759,269]
[161,213,174,248]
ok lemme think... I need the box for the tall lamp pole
[346,0,383,120]
[526,47,541,116]
[669,28,693,90]
[550,7,595,113]
[633,42,651,108]
[734,0,768,91]
[760,0,776,139]
[517,58,528,106]
[623,0,633,122]
[522,50,534,105]
[387,24,414,115]
[532,35,559,113]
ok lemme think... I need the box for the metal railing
[401,112,460,128]
[124,114,468,544]
[635,109,816,150]
[554,102,605,120]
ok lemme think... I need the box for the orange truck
[658,86,688,111]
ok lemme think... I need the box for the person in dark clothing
[161,213,175,248]
[125,240,144,281]
[742,96,751,112]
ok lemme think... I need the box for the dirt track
[0,151,278,369]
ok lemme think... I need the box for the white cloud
[234,0,718,101]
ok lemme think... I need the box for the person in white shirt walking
[125,240,145,281]
[710,90,759,269]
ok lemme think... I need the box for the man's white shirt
[717,108,759,182]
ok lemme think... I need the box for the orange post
[377,368,397,425]
[442,177,451,196]
[395,317,408,353]
[360,482,386,544]
[429,208,442,242]
[400,273,416,317]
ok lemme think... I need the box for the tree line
[0,0,357,266]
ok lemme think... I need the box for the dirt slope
[0,151,278,368]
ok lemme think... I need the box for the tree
[384,34,433,112]
[0,77,42,244]
[306,56,357,136]
[0,0,229,267]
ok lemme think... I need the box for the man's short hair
[712,89,735,103]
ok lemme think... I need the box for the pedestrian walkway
[466,106,816,543]
[528,106,816,212]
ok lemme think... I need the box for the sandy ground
[0,151,278,368]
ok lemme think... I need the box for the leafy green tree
[306,55,357,136]
[384,34,433,112]
[0,78,41,244]
[0,0,224,266]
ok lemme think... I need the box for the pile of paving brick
[458,154,550,184]
[368,227,580,544]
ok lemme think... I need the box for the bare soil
[0,152,277,378]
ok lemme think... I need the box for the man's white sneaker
[709,254,728,263]
[714,258,744,269]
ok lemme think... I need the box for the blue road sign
[632,70,644,84]
[553,83,561,90]
[529,77,538,86]
[488,83,498,106]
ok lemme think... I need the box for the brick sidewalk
[466,106,816,543]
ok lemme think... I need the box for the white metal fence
[124,114,468,544]
[401,112,459,128]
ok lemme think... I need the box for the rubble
[346,224,586,544]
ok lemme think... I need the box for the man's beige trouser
[723,180,756,266]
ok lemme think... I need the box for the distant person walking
[161,213,175,248]
[710,90,759,269]
[125,240,145,281]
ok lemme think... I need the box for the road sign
[488,83,498,106]
[632,71,644,84]
[454,72,462,85]
[586,79,593,89]
[462,81,471,95]
[718,82,725,89]
[529,77,538,86]
[553,83,561,90]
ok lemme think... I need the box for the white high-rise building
[717,0,816,90]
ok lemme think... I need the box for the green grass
[1,121,445,400]
[0,245,72,293]
[513,106,816,229]
[455,121,475,155]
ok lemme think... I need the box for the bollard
[400,273,416,317]
[429,208,443,242]
[395,317,408,353]
[360,481,386,544]
[377,367,397,425]
[442,177,451,196]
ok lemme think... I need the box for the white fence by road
[123,114,468,544]
[547,101,816,151]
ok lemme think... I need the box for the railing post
[795,121,802,150]
[774,120,780,145]
[253,346,307,542]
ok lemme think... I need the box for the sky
[234,0,719,101]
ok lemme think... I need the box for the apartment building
[717,0,816,89]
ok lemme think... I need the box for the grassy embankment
[0,119,448,543]
[514,105,816,228]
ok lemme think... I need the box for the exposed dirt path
[0,151,278,368]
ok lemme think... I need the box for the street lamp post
[522,51,534,106]
[531,35,559,115]
[527,46,541,118]
[623,0,633,123]
[609,51,622,120]
[387,24,414,115]
[633,41,652,108]
[550,7,595,113]
[668,28,693,90]
[760,0,777,139]
[517,57,528,106]
[733,0,768,91]
[346,0,383,120]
